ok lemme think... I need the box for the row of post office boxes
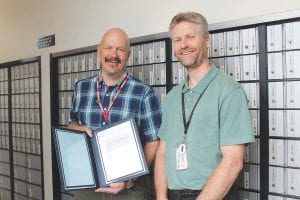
[11,109,40,124]
[0,187,11,200]
[267,21,300,52]
[0,68,8,81]
[172,61,187,85]
[14,179,42,200]
[0,95,8,108]
[268,81,300,108]
[238,163,260,191]
[238,190,260,200]
[58,70,98,91]
[13,152,41,171]
[269,167,300,197]
[0,122,9,136]
[59,91,73,109]
[209,27,259,57]
[58,42,167,70]
[14,165,42,185]
[0,149,9,163]
[250,110,260,136]
[127,41,166,66]
[10,62,39,80]
[11,94,40,109]
[11,123,40,140]
[58,52,99,74]
[244,138,260,164]
[0,136,9,149]
[0,81,8,95]
[269,139,300,167]
[268,51,300,79]
[269,195,300,200]
[269,110,300,137]
[59,108,70,125]
[0,162,10,176]
[128,63,166,85]
[240,83,260,109]
[0,108,8,122]
[211,54,259,81]
[0,175,11,190]
[12,137,41,155]
[11,77,39,94]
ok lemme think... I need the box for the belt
[168,189,201,199]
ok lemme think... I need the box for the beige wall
[0,0,300,199]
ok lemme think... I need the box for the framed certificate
[52,117,149,191]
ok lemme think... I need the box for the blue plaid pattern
[69,72,162,143]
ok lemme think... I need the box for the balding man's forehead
[99,28,130,51]
[101,28,129,41]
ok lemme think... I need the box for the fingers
[95,182,126,195]
[83,126,93,137]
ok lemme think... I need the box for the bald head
[100,28,130,52]
[97,28,131,81]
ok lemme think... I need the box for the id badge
[176,143,188,170]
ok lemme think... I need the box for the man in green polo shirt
[154,12,254,200]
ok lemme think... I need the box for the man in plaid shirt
[68,28,162,200]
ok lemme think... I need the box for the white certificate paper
[94,119,147,184]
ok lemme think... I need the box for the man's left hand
[95,182,126,194]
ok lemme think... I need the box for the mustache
[105,56,121,63]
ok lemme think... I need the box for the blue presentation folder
[52,117,149,191]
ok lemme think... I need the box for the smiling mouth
[105,57,121,64]
[107,60,120,64]
[181,51,192,55]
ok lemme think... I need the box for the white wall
[0,0,300,199]
[1,0,300,62]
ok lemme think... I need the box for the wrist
[156,193,168,200]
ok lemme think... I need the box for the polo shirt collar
[182,64,219,94]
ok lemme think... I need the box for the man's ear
[205,36,210,49]
[127,50,131,59]
[97,44,101,57]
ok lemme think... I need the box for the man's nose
[110,48,118,56]
[180,39,188,49]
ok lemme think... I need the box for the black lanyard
[181,70,219,136]
[181,88,206,135]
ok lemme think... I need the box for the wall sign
[37,34,55,49]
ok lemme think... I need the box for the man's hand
[68,123,93,137]
[94,182,127,195]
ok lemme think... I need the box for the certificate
[52,117,149,191]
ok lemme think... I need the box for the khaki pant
[74,175,154,200]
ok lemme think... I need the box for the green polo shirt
[158,65,254,190]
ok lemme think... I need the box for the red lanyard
[96,75,129,123]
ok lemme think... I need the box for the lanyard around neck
[181,70,219,136]
[181,89,205,135]
[96,75,129,123]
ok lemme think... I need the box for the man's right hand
[68,123,93,137]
